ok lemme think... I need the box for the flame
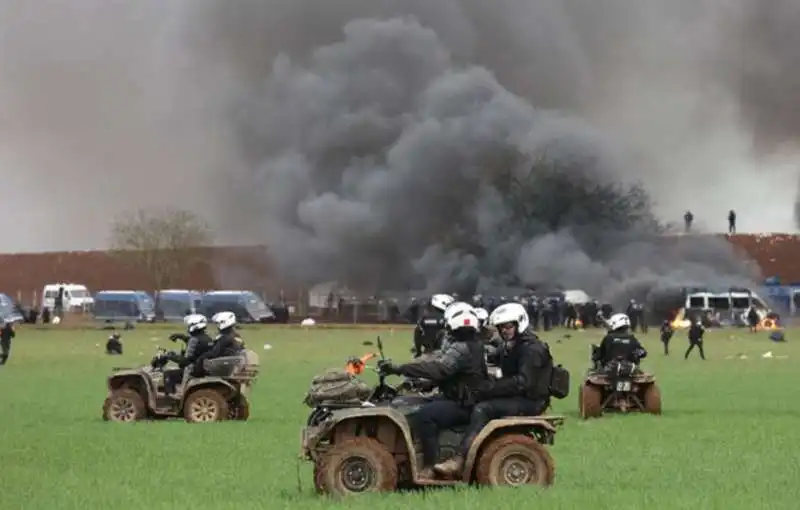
[345,352,377,375]
[758,318,780,331]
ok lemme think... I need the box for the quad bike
[301,337,565,497]
[578,345,661,419]
[102,345,260,423]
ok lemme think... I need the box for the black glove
[169,333,188,343]
[378,359,401,376]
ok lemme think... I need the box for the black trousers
[459,397,547,456]
[0,336,10,364]
[685,341,705,359]
[413,397,471,467]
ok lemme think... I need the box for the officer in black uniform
[0,319,16,365]
[659,320,674,355]
[379,305,487,480]
[434,303,552,478]
[685,319,706,360]
[163,314,214,394]
[595,313,647,366]
[412,294,454,357]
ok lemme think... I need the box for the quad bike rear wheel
[643,384,662,414]
[316,437,398,497]
[105,389,146,422]
[579,383,602,419]
[475,434,555,487]
[184,389,229,423]
[229,395,250,421]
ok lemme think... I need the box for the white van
[41,283,94,311]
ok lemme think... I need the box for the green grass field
[0,325,797,510]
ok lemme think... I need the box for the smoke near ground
[0,1,797,299]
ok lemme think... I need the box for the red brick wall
[0,235,798,303]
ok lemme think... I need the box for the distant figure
[728,210,736,234]
[55,285,65,318]
[685,319,706,360]
[660,320,674,355]
[106,331,123,355]
[683,210,694,233]
[0,319,15,365]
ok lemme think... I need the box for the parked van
[200,290,275,324]
[155,290,203,321]
[41,283,94,311]
[0,293,24,323]
[93,290,156,323]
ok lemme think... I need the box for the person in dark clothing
[747,307,760,333]
[54,286,65,320]
[434,303,552,478]
[595,313,647,366]
[105,331,123,355]
[684,210,694,232]
[685,319,706,360]
[163,314,214,394]
[565,302,578,329]
[406,298,421,324]
[527,297,540,330]
[728,210,736,234]
[379,305,487,480]
[659,320,674,355]
[585,300,599,327]
[0,320,16,365]
[412,293,454,357]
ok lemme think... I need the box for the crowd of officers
[409,295,649,333]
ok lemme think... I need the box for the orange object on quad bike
[345,352,377,375]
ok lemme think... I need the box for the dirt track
[0,234,797,303]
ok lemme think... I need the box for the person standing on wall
[728,210,736,234]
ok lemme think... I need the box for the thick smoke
[0,0,798,300]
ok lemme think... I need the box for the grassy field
[0,324,797,510]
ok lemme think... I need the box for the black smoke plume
[2,0,798,303]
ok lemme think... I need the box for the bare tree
[109,208,211,290]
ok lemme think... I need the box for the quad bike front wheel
[643,384,662,414]
[475,434,555,487]
[105,389,146,422]
[184,389,229,423]
[579,383,603,419]
[316,437,398,497]
[229,395,250,421]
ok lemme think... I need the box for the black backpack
[544,343,570,399]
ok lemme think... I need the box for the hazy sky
[0,0,798,255]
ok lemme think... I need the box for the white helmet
[608,313,631,331]
[489,303,530,332]
[444,301,474,324]
[184,313,208,333]
[212,311,237,331]
[445,304,480,331]
[474,307,489,327]
[431,294,455,312]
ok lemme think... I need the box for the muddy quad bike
[578,347,661,419]
[102,345,260,423]
[301,337,565,497]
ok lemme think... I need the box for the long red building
[0,234,798,303]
